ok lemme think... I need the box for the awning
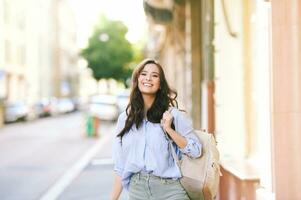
[143,0,174,24]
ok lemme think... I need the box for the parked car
[71,96,81,111]
[116,90,130,114]
[4,102,29,123]
[57,98,75,114]
[88,94,119,121]
[33,99,52,118]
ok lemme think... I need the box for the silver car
[4,102,29,123]
[88,94,119,121]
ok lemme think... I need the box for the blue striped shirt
[112,107,202,190]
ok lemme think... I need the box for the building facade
[0,0,78,102]
[144,0,301,199]
[0,0,79,125]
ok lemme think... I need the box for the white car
[57,98,75,114]
[116,90,130,114]
[4,102,29,123]
[88,94,119,121]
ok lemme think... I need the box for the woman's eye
[152,75,158,78]
[140,73,147,76]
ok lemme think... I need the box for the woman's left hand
[161,110,173,132]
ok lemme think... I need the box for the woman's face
[138,63,161,96]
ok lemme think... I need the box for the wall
[271,0,301,199]
[214,0,246,158]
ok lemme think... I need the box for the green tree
[81,16,134,88]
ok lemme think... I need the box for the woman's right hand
[110,174,123,200]
[161,110,174,133]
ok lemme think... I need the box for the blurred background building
[144,0,301,199]
[0,0,78,103]
[0,0,80,124]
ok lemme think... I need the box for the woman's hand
[160,109,188,149]
[110,174,123,200]
[161,110,173,132]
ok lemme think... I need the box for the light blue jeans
[128,173,190,200]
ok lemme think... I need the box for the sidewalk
[42,121,128,200]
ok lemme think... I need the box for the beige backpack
[168,130,221,200]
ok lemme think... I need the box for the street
[0,112,128,200]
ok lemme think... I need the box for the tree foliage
[81,16,134,86]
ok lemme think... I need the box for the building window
[17,11,26,30]
[3,0,10,25]
[17,45,26,65]
[4,40,11,63]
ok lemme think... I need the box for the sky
[68,0,148,48]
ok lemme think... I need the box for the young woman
[110,58,202,200]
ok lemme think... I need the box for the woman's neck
[142,94,155,115]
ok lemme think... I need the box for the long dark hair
[117,58,178,139]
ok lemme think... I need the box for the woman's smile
[138,63,160,95]
[142,82,153,87]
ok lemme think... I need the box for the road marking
[39,133,112,200]
[90,158,113,165]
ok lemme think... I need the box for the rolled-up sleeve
[173,109,202,158]
[112,113,126,176]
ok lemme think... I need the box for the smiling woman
[110,58,202,200]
